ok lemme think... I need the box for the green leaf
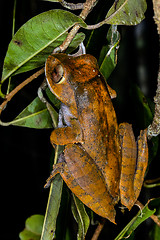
[105,0,147,25]
[150,200,160,240]
[1,97,54,129]
[19,215,44,240]
[1,9,86,83]
[11,97,54,128]
[41,174,63,240]
[99,25,120,80]
[115,200,156,240]
[0,88,60,128]
[71,194,90,240]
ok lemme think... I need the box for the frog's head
[45,53,99,112]
[45,53,77,111]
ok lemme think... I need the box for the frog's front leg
[50,103,83,146]
[119,123,148,210]
[50,118,83,145]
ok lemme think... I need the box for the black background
[0,0,159,239]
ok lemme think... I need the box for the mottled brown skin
[45,53,148,223]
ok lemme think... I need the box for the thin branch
[57,0,98,52]
[0,67,44,116]
[91,218,106,240]
[58,0,84,10]
[86,20,106,30]
[148,53,160,138]
[136,200,160,227]
[152,0,160,35]
[148,1,160,138]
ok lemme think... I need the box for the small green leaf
[19,214,44,240]
[71,194,90,240]
[41,174,63,240]
[1,88,60,128]
[99,25,120,80]
[1,9,86,84]
[3,97,54,129]
[105,0,147,25]
[115,200,156,240]
[12,97,54,128]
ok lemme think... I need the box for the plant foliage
[1,0,159,240]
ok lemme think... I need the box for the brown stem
[58,0,98,52]
[58,24,81,52]
[91,218,106,240]
[0,67,44,116]
[148,53,160,138]
[136,200,160,227]
[152,0,160,35]
[58,0,84,10]
[148,1,160,138]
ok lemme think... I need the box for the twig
[58,0,84,10]
[148,57,160,138]
[148,1,160,138]
[152,0,160,35]
[91,218,106,240]
[0,67,44,116]
[57,0,98,52]
[136,200,160,227]
[144,177,160,188]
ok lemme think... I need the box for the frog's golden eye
[52,64,65,84]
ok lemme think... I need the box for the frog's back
[74,75,121,199]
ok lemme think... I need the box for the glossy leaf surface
[99,26,120,80]
[115,200,156,239]
[105,0,147,25]
[1,9,86,83]
[3,88,60,128]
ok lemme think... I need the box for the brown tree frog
[44,53,148,223]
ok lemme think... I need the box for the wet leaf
[2,88,60,128]
[1,9,86,84]
[105,0,147,25]
[19,215,44,240]
[11,97,54,128]
[115,200,156,240]
[71,194,90,240]
[41,174,63,240]
[99,25,120,80]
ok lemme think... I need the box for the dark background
[0,0,159,239]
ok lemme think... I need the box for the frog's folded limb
[133,129,148,201]
[45,144,116,223]
[50,118,83,146]
[119,123,148,210]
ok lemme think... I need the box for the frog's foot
[44,154,65,188]
[119,123,148,210]
[44,162,65,188]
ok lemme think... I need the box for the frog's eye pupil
[52,64,64,83]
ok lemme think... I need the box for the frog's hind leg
[133,128,148,202]
[119,123,148,210]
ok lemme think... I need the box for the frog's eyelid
[56,75,65,84]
